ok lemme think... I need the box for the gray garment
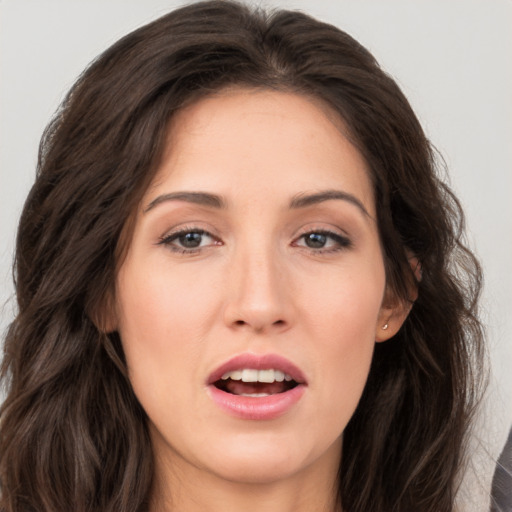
[491,427,512,511]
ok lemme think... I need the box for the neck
[149,441,342,512]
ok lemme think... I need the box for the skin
[112,89,409,512]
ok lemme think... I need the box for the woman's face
[114,89,400,487]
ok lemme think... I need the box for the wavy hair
[0,2,484,511]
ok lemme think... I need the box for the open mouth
[207,357,306,419]
[213,369,300,397]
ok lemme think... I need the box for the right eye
[158,229,220,253]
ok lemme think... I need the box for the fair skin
[112,89,409,512]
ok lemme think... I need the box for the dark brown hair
[0,2,484,511]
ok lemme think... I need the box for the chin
[207,453,308,485]
[200,431,340,485]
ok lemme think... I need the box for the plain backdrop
[1,1,511,510]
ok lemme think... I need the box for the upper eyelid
[297,229,346,238]
[294,224,351,239]
[156,227,217,248]
[166,228,210,239]
[159,223,219,238]
[158,229,221,254]
[295,230,351,243]
[162,228,216,240]
[157,222,352,245]
[292,227,353,249]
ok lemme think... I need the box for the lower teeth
[239,393,271,397]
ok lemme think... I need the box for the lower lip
[207,385,305,420]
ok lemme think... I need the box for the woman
[0,1,484,511]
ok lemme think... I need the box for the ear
[375,253,421,343]
[87,288,118,334]
[375,294,412,342]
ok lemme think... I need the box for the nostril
[227,313,288,331]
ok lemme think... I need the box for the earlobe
[375,302,411,342]
[375,312,400,342]
[376,252,420,342]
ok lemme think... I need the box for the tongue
[224,380,289,396]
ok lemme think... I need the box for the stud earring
[382,324,389,330]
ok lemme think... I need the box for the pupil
[306,233,326,248]
[179,232,202,248]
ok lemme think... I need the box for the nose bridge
[224,233,291,331]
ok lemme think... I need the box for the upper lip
[207,353,307,385]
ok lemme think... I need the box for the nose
[223,244,293,334]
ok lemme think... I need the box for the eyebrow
[289,189,371,218]
[144,188,371,218]
[144,191,226,213]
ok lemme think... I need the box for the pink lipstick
[206,353,307,420]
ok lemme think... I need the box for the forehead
[145,88,375,216]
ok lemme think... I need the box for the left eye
[159,229,217,251]
[294,231,351,250]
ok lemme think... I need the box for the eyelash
[157,227,219,254]
[292,229,352,253]
[157,227,352,254]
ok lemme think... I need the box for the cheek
[117,258,218,345]
[301,254,385,343]
[310,288,379,388]
[114,259,218,399]
[300,258,385,427]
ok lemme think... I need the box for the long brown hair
[0,2,484,511]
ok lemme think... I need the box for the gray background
[1,1,511,509]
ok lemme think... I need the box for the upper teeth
[221,369,293,383]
